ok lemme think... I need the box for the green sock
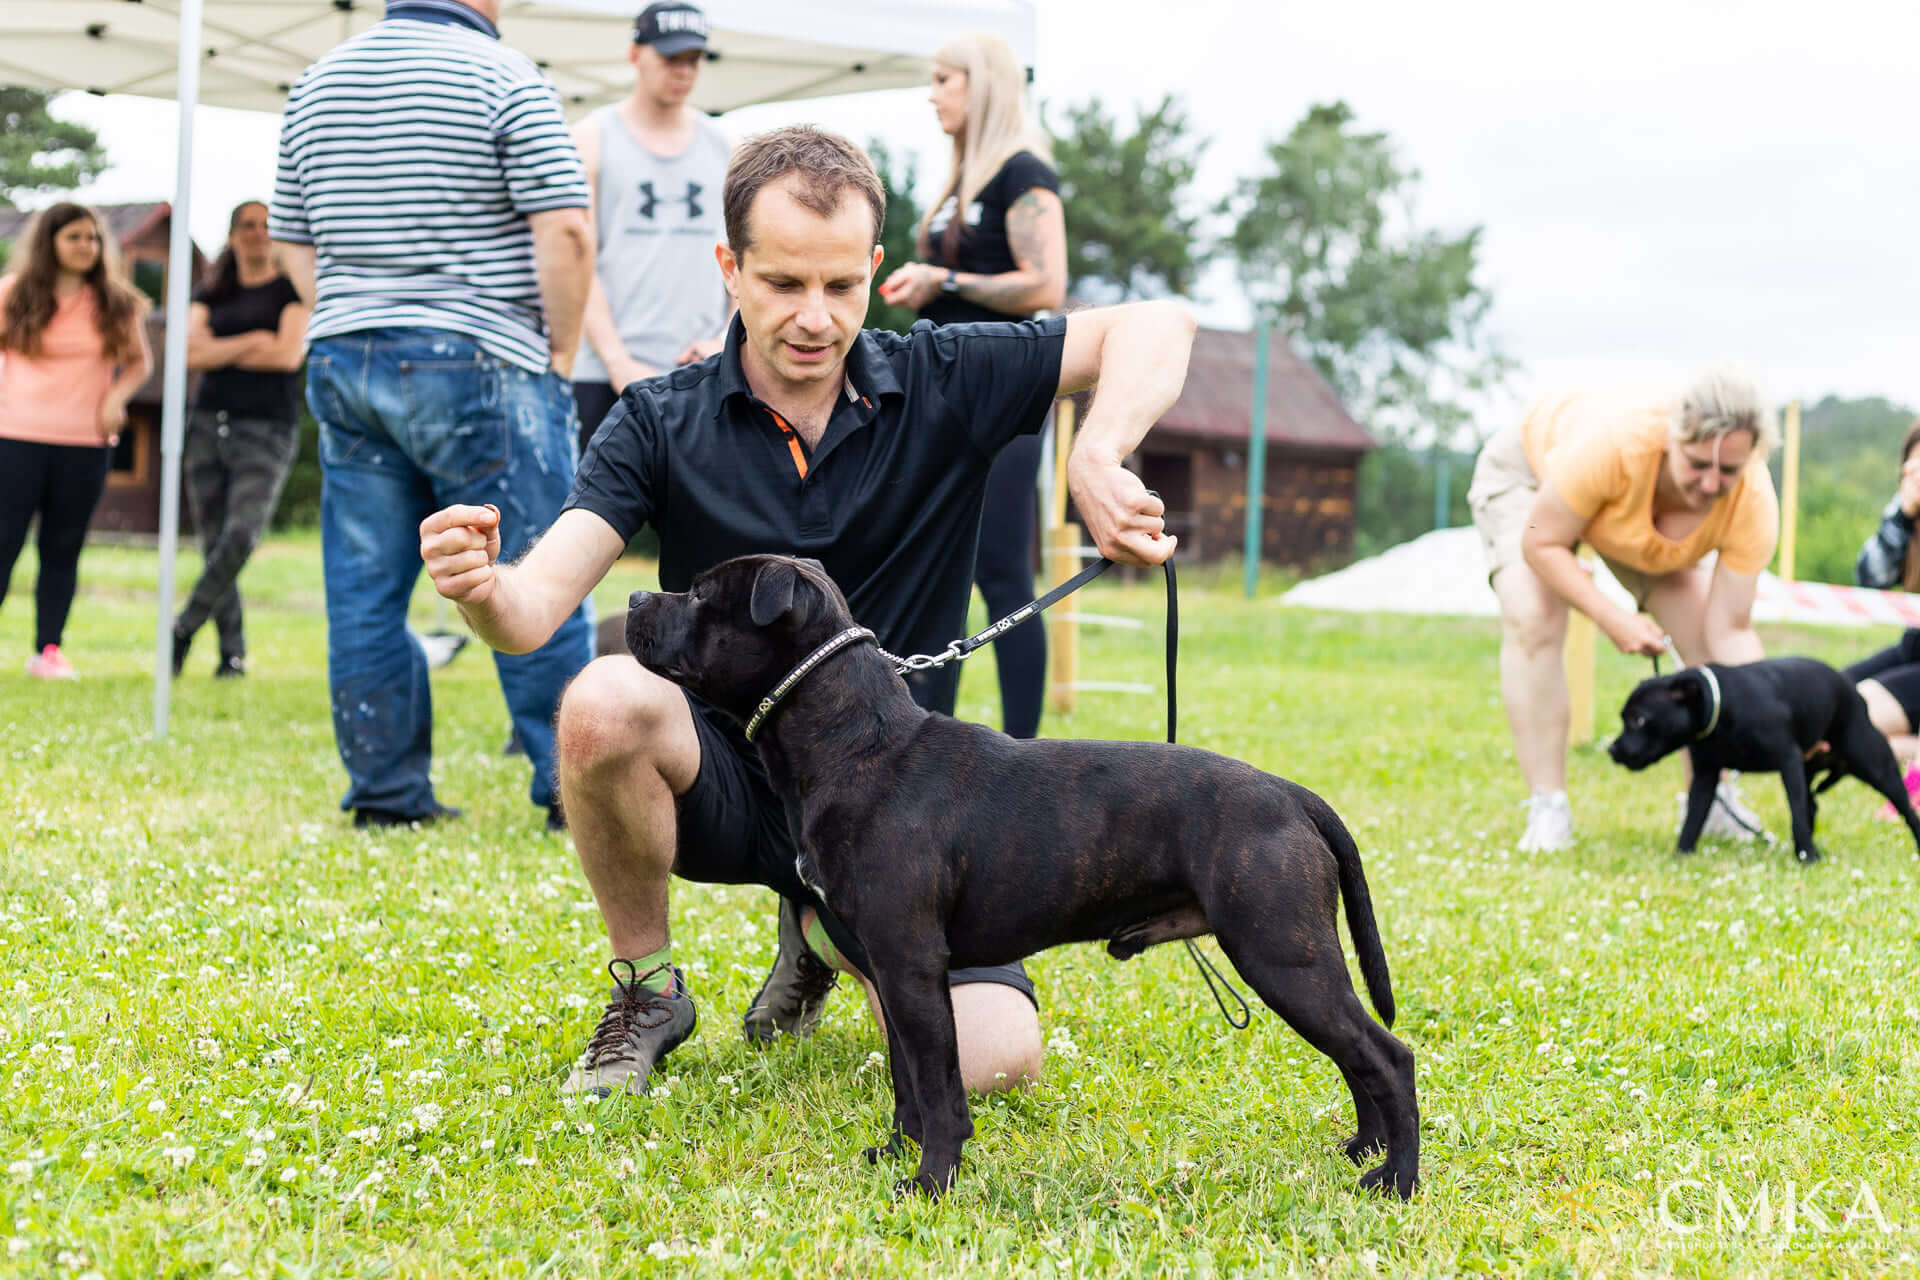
[800,911,841,970]
[621,944,676,995]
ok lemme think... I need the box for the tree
[0,90,107,209]
[1049,94,1205,300]
[1222,101,1509,447]
[866,138,924,335]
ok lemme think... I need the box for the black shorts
[673,690,1037,1007]
[1848,629,1920,728]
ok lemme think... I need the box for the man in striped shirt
[270,0,595,831]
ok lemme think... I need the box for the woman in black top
[879,31,1068,738]
[171,201,308,677]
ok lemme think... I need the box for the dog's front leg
[1676,751,1718,853]
[866,960,972,1199]
[1776,751,1821,864]
[863,1000,920,1166]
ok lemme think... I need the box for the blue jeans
[307,328,591,816]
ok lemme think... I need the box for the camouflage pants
[176,409,298,659]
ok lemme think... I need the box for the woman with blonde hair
[1467,370,1781,851]
[0,202,153,679]
[879,30,1066,738]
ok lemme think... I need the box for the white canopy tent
[0,0,1036,737]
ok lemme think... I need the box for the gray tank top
[574,105,732,383]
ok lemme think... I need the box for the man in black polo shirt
[421,126,1194,1099]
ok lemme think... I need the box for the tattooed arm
[878,187,1068,315]
[952,187,1067,314]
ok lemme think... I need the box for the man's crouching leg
[799,907,1043,1094]
[554,656,702,1097]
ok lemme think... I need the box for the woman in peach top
[0,203,153,679]
[1467,371,1780,852]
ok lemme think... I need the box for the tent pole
[153,0,204,740]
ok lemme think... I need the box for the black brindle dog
[625,554,1418,1199]
[1609,657,1920,863]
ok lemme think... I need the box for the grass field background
[3,535,1918,1277]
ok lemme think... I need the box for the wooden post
[1564,547,1596,748]
[1780,398,1801,581]
[1048,398,1079,713]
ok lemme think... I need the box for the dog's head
[1607,670,1715,770]
[625,555,855,721]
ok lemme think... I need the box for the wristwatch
[940,268,960,294]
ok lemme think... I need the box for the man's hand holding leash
[1055,299,1197,566]
[1068,442,1175,567]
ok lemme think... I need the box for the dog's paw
[1342,1132,1387,1165]
[892,1171,950,1200]
[1358,1161,1418,1200]
[1794,844,1822,865]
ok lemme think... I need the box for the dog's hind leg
[1215,933,1419,1199]
[1838,713,1920,857]
[1337,1065,1388,1163]
[1777,752,1821,864]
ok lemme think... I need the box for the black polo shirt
[564,311,1067,713]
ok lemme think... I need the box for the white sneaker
[1518,789,1573,852]
[1677,779,1767,844]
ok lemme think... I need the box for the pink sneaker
[24,644,77,680]
[1878,763,1920,820]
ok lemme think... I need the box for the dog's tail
[1305,792,1396,1027]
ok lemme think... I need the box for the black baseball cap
[633,2,709,54]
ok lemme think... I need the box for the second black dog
[626,554,1419,1200]
[1608,656,1920,863]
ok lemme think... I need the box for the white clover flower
[478,1139,495,1152]
[493,1085,512,1098]
[163,1146,195,1169]
[242,1148,267,1168]
[514,1155,539,1167]
[411,1104,444,1133]
[616,1156,637,1177]
[7,1160,32,1181]
[146,1099,165,1115]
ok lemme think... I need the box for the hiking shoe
[352,802,462,829]
[1680,779,1765,843]
[1517,789,1573,853]
[742,898,839,1044]
[562,961,697,1098]
[1877,763,1920,820]
[25,645,77,680]
[214,654,246,679]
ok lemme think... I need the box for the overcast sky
[51,0,1920,425]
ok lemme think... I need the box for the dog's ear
[795,558,827,576]
[749,560,799,627]
[1677,671,1709,725]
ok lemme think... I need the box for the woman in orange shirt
[1467,370,1780,852]
[0,203,153,679]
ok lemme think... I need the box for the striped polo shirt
[269,0,589,372]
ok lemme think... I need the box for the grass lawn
[3,534,1918,1277]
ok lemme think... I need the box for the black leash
[882,539,1252,1030]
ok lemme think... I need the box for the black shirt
[193,276,303,426]
[564,311,1067,713]
[921,150,1060,327]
